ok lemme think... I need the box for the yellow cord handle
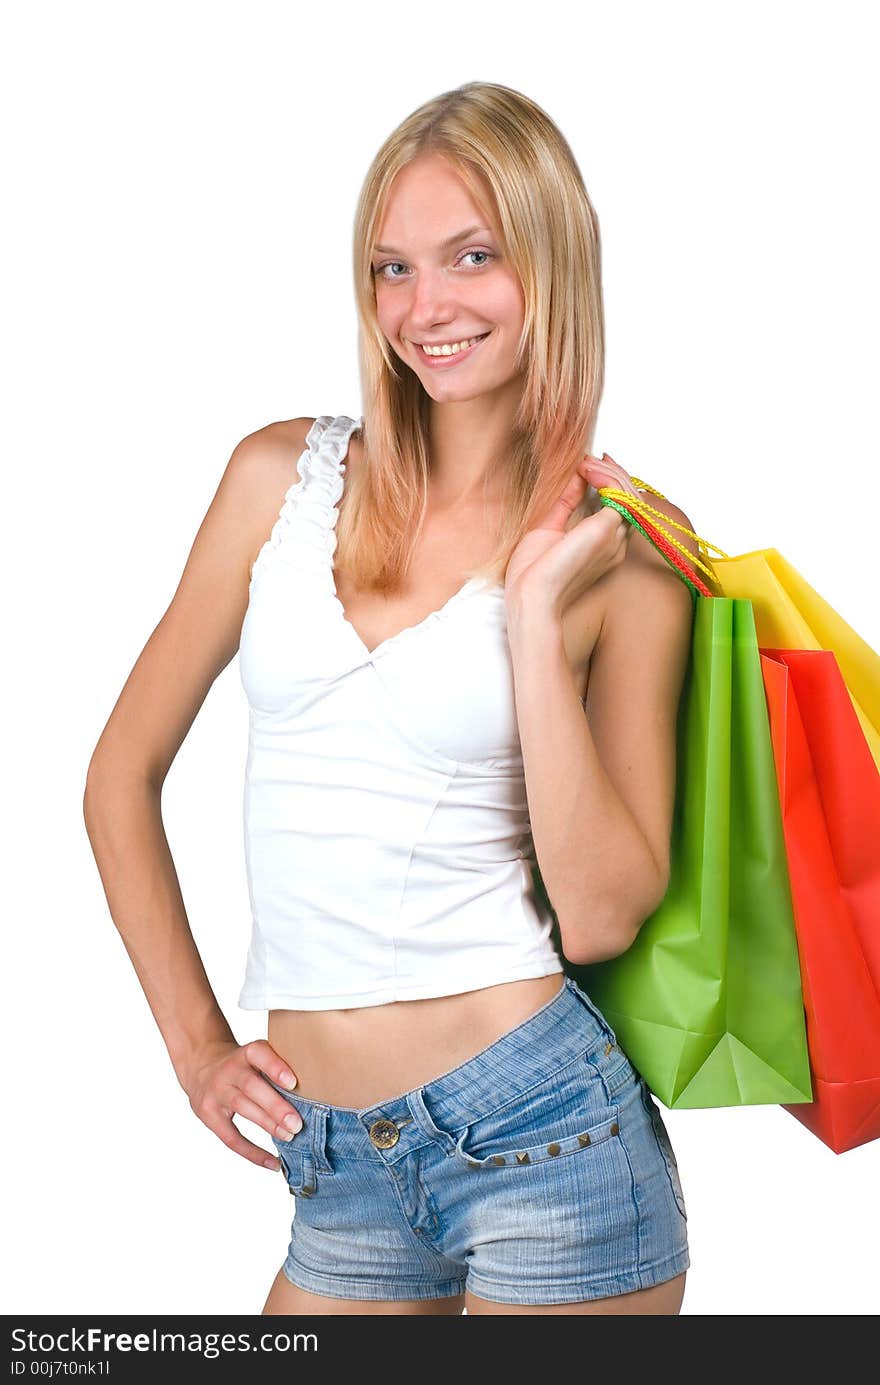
[597,477,729,586]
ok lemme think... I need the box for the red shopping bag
[760,648,880,1154]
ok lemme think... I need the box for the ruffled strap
[249,413,362,584]
[305,414,362,562]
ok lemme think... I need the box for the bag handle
[586,453,728,600]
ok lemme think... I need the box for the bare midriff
[267,973,566,1108]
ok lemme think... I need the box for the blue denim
[263,976,690,1305]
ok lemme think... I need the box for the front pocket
[453,1106,622,1169]
[444,1042,626,1172]
[449,1051,623,1171]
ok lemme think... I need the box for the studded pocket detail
[453,1106,622,1170]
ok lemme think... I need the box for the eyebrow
[372,225,492,256]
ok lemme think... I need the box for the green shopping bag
[538,595,814,1110]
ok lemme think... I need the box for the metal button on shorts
[368,1118,400,1149]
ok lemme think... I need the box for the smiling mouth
[412,331,492,363]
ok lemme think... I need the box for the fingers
[544,452,630,531]
[589,496,632,568]
[235,1087,303,1142]
[590,498,629,536]
[580,451,640,497]
[241,1040,304,1134]
[195,1039,304,1170]
[614,510,634,564]
[240,1066,304,1136]
[243,1038,298,1091]
[580,455,633,544]
[208,1114,286,1171]
[538,464,590,532]
[199,1079,303,1171]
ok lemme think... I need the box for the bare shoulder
[238,416,317,576]
[624,492,700,568]
[244,414,364,571]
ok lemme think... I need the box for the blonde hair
[337,80,606,593]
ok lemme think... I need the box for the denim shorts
[262,976,690,1306]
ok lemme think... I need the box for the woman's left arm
[508,496,698,967]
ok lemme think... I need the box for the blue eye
[373,261,407,280]
[459,250,493,268]
[371,249,496,281]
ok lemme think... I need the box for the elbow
[82,753,132,828]
[83,753,110,822]
[83,761,100,825]
[558,869,670,967]
[557,909,638,966]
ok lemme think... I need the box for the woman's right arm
[83,416,314,1169]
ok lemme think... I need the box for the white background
[4,0,878,1316]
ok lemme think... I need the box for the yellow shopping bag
[596,465,880,775]
[709,548,880,770]
[709,549,880,774]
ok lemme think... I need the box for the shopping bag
[597,465,879,772]
[713,550,880,776]
[544,595,813,1109]
[536,460,812,1108]
[760,647,880,1153]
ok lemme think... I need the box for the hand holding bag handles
[547,454,880,1151]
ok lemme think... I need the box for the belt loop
[566,976,618,1046]
[406,1087,458,1156]
[310,1104,332,1173]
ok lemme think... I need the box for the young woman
[84,81,698,1316]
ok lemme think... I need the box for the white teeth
[419,334,485,356]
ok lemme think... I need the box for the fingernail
[264,1157,280,1170]
[280,1070,297,1090]
[284,1113,302,1134]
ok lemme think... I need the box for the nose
[406,267,460,335]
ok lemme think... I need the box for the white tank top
[237,413,564,1009]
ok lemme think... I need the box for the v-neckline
[324,423,504,660]
[331,574,495,661]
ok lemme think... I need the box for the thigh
[262,1266,465,1315]
[465,1271,686,1315]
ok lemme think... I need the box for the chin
[423,381,496,403]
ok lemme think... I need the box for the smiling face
[371,153,526,403]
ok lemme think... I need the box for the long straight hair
[336,81,606,593]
